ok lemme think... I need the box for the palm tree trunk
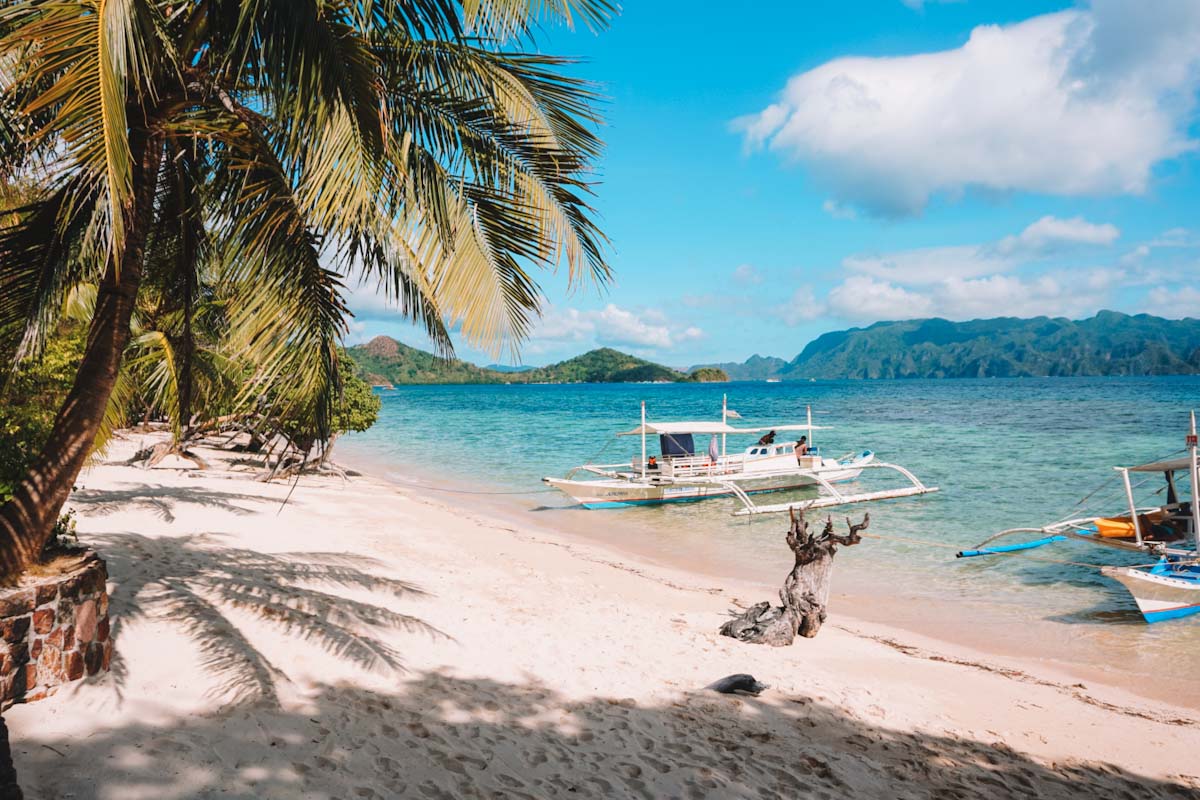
[0,713,20,799]
[0,131,164,580]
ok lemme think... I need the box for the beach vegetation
[0,325,86,501]
[0,0,614,578]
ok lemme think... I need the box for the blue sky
[348,0,1200,368]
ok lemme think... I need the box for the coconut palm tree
[0,0,614,578]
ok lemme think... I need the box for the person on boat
[647,455,658,471]
[795,436,809,460]
[757,430,776,446]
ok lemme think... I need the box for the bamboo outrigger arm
[730,462,939,516]
[957,509,1175,559]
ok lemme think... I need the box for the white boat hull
[1101,563,1200,623]
[544,462,866,509]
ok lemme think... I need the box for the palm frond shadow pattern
[69,483,269,522]
[92,532,444,707]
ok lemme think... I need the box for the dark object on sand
[707,674,770,696]
[720,507,868,645]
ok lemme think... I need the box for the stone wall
[0,552,111,709]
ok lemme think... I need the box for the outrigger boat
[543,398,938,514]
[960,412,1200,623]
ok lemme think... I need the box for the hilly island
[349,337,729,385]
[693,311,1200,380]
[352,311,1200,385]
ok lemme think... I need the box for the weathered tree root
[127,441,210,470]
[720,507,868,645]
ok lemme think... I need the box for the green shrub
[0,328,86,499]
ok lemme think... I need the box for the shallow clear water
[342,377,1200,704]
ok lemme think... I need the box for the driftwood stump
[720,507,868,645]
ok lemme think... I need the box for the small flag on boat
[726,409,743,419]
[709,434,719,462]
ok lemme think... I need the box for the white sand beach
[6,431,1200,799]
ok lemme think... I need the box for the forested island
[692,312,1200,380]
[355,312,1199,386]
[349,338,728,385]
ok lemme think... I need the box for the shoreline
[6,430,1200,797]
[337,440,1200,711]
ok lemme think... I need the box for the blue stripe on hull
[580,483,814,509]
[1142,603,1200,623]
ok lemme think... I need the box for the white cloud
[845,244,1009,285]
[1120,244,1151,267]
[995,215,1120,256]
[824,268,1126,323]
[1149,227,1198,248]
[732,263,764,285]
[900,0,959,10]
[822,199,858,220]
[528,304,704,352]
[827,276,933,321]
[773,287,825,326]
[735,5,1200,215]
[1146,285,1200,316]
[844,214,1118,285]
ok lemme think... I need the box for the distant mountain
[349,337,502,385]
[781,311,1200,379]
[351,311,1200,386]
[690,354,788,381]
[519,348,683,383]
[347,338,689,385]
[485,364,535,373]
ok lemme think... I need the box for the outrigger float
[542,397,938,514]
[961,412,1200,623]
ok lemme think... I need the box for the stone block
[36,644,62,685]
[0,552,113,707]
[35,582,58,606]
[65,650,84,681]
[81,565,106,595]
[54,597,74,625]
[0,616,30,643]
[84,642,103,676]
[74,599,97,643]
[32,608,54,635]
[46,625,73,650]
[0,591,35,618]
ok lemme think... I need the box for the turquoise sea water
[342,377,1200,704]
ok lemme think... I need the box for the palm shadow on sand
[69,484,274,523]
[11,672,1198,799]
[89,532,446,706]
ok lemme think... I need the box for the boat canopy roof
[1126,455,1198,473]
[617,422,831,437]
